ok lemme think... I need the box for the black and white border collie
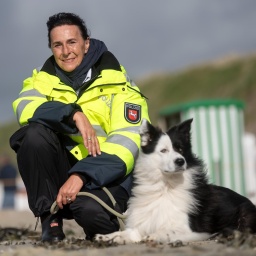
[96,118,256,244]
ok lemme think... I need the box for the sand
[0,210,256,256]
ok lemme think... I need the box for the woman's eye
[160,148,168,153]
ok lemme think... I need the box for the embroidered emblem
[124,102,141,124]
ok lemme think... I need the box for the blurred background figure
[0,154,17,209]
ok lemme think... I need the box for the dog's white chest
[126,190,191,236]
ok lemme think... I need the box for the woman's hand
[73,111,101,157]
[56,173,84,209]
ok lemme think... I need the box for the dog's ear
[139,119,152,146]
[176,118,193,142]
[177,118,193,133]
[167,118,193,143]
[139,119,161,146]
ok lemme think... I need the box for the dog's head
[139,118,197,175]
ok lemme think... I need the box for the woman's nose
[62,44,70,56]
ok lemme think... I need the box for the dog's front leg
[142,230,175,244]
[95,228,142,244]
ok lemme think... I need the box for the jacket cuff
[68,106,82,127]
[77,173,88,185]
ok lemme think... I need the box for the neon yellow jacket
[12,52,150,193]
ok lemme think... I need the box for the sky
[1,0,256,124]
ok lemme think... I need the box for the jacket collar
[40,51,121,77]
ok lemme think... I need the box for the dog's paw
[94,234,110,242]
[143,234,158,242]
[142,233,172,244]
[95,233,126,244]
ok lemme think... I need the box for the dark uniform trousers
[10,123,129,237]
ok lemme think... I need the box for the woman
[10,12,150,242]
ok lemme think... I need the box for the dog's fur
[95,118,256,244]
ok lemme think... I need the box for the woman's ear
[84,38,90,53]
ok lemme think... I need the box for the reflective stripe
[110,126,140,135]
[15,89,46,121]
[69,125,107,138]
[106,134,139,159]
[124,73,137,86]
[19,89,46,98]
[16,100,34,121]
[36,66,43,72]
[109,94,115,118]
[93,125,107,137]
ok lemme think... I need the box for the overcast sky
[1,0,256,124]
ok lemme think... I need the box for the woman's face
[50,25,89,72]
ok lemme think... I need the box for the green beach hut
[158,99,246,195]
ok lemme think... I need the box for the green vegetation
[2,54,256,163]
[0,121,19,164]
[138,54,256,133]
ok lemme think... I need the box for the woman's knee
[23,123,59,150]
[70,197,118,234]
[70,197,102,223]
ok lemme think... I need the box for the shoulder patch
[124,102,141,124]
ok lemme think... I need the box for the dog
[95,118,256,244]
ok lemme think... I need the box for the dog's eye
[178,148,183,154]
[173,143,184,155]
[160,148,168,153]
[174,146,183,154]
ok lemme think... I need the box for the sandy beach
[0,210,256,256]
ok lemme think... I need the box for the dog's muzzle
[174,157,186,171]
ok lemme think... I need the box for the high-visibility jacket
[12,51,150,194]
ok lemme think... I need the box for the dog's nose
[175,158,185,167]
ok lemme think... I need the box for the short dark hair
[46,12,90,48]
